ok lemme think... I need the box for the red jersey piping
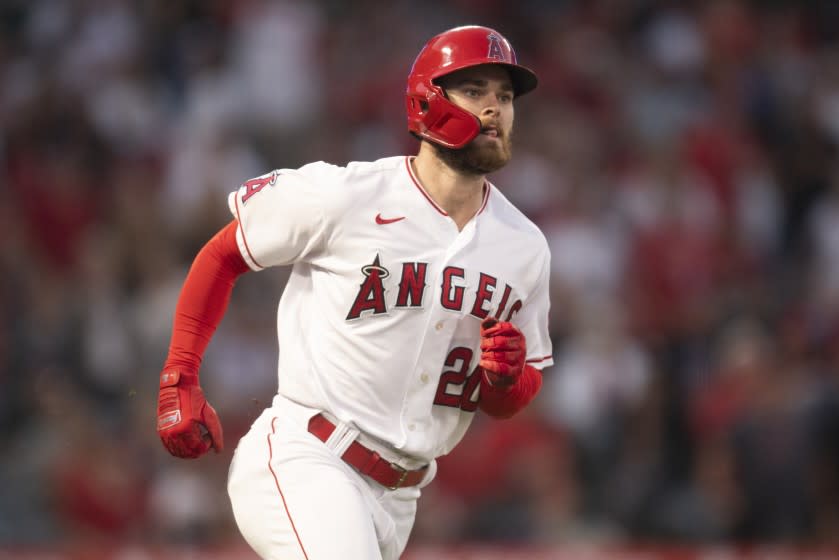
[234,194,264,269]
[404,156,491,219]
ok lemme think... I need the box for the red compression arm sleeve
[163,220,250,375]
[478,364,543,419]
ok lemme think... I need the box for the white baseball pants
[227,395,436,559]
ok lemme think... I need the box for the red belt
[308,414,428,490]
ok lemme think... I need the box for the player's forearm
[477,364,542,419]
[163,220,250,374]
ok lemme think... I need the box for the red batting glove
[157,370,224,459]
[479,318,526,388]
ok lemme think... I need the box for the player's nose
[480,99,500,117]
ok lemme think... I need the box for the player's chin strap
[321,413,360,458]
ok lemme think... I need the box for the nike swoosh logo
[375,213,405,225]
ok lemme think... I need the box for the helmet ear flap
[416,88,481,149]
[405,86,481,149]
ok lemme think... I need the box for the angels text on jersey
[346,253,522,322]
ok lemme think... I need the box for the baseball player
[156,25,553,559]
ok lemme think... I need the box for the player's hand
[479,318,526,388]
[157,370,224,459]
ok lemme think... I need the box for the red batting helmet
[406,25,538,149]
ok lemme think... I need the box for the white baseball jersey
[227,155,553,462]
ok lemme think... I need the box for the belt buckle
[388,463,409,490]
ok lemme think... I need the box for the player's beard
[432,127,513,176]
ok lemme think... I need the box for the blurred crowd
[2,0,839,552]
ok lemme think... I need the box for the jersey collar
[404,156,490,218]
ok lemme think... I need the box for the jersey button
[420,373,429,383]
[435,321,444,331]
[408,424,416,431]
